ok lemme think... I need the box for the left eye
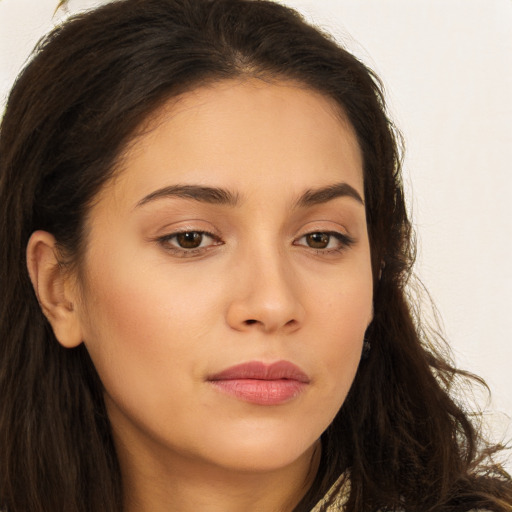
[295,231,353,251]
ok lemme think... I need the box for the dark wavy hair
[0,0,510,511]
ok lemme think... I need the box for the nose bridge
[251,243,294,303]
[226,237,304,333]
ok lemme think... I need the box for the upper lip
[208,360,310,383]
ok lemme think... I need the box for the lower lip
[210,379,306,405]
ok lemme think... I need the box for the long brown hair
[0,1,510,511]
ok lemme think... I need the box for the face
[74,79,373,476]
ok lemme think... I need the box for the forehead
[103,78,364,208]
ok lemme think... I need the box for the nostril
[245,319,258,325]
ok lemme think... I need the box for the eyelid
[293,229,356,253]
[156,228,223,257]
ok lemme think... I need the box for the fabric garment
[309,476,492,512]
[310,476,349,511]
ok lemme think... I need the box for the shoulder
[315,506,493,512]
[311,485,495,512]
[310,475,499,512]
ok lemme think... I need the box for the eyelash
[157,230,222,258]
[294,231,355,254]
[156,230,355,258]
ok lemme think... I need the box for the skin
[28,79,373,512]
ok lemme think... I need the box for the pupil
[307,232,329,249]
[177,232,202,249]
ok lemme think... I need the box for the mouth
[207,360,310,405]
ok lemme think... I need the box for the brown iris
[306,232,330,249]
[176,232,203,249]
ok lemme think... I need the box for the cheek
[81,234,217,344]
[321,298,368,377]
[308,260,373,396]
[76,244,220,418]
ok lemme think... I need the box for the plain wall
[1,0,511,468]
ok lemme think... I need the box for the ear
[26,231,83,348]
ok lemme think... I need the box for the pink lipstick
[207,360,309,405]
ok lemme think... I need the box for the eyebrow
[135,181,364,209]
[294,182,364,208]
[136,184,240,208]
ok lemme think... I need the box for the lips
[207,360,310,405]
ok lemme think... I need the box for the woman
[0,0,510,511]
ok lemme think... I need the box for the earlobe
[26,231,83,348]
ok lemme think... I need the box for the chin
[192,422,321,474]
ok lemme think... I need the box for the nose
[225,248,305,334]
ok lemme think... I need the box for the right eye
[173,232,208,249]
[157,230,222,256]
